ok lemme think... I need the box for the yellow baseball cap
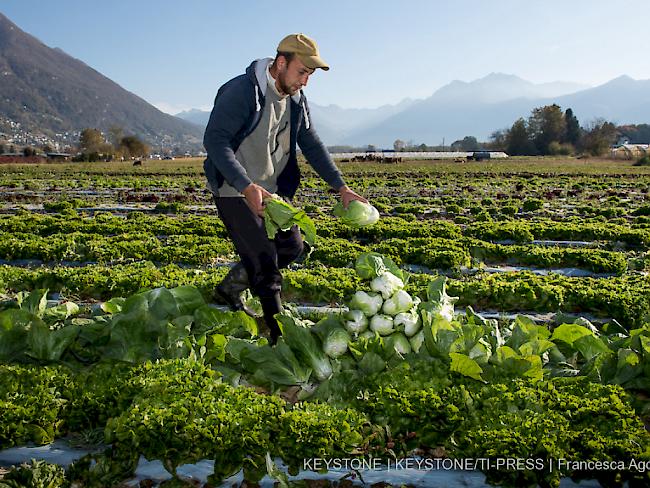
[277,33,329,71]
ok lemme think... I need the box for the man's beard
[277,73,297,96]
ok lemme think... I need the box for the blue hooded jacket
[203,58,345,199]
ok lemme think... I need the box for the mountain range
[338,74,650,147]
[178,73,650,147]
[0,12,202,150]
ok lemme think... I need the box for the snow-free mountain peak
[0,12,202,150]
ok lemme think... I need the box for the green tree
[108,125,124,148]
[528,104,566,155]
[580,119,617,156]
[506,118,535,155]
[564,108,581,146]
[488,129,508,151]
[451,136,480,151]
[79,128,105,154]
[119,135,150,158]
[393,139,405,151]
[0,143,5,154]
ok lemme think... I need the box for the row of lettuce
[2,212,649,245]
[1,259,650,486]
[0,213,648,280]
[3,256,648,397]
[2,165,648,188]
[2,168,649,203]
[0,231,642,275]
[1,260,649,327]
[5,191,650,223]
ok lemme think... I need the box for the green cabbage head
[333,200,380,228]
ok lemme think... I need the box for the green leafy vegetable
[333,200,380,228]
[348,291,383,317]
[323,327,351,359]
[264,197,316,246]
[370,272,404,299]
[369,314,395,336]
[343,309,369,336]
[355,252,403,280]
[276,313,333,382]
[382,289,415,316]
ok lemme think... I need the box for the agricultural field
[1,156,650,487]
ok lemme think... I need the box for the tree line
[476,108,648,157]
[487,104,618,156]
[326,107,649,158]
[74,126,149,162]
[0,127,150,161]
[444,105,631,156]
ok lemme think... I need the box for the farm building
[610,144,650,159]
[46,152,72,161]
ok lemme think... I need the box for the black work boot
[260,293,283,346]
[213,263,256,316]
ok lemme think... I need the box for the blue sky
[3,0,650,113]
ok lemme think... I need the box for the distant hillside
[175,109,211,128]
[0,12,202,149]
[553,75,650,125]
[307,98,420,144]
[175,98,420,145]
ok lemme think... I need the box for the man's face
[276,56,315,96]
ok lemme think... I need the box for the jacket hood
[245,58,302,104]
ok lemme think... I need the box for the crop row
[3,158,650,186]
[0,232,236,265]
[0,211,229,237]
[3,192,650,226]
[3,190,649,229]
[4,188,649,222]
[1,262,648,327]
[0,230,638,274]
[2,212,649,247]
[311,237,634,274]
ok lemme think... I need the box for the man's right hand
[242,183,273,217]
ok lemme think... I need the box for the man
[203,33,366,344]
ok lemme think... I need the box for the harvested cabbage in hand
[333,200,380,228]
[264,196,316,246]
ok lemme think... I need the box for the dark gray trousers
[214,196,304,298]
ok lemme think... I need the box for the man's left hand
[338,185,368,208]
